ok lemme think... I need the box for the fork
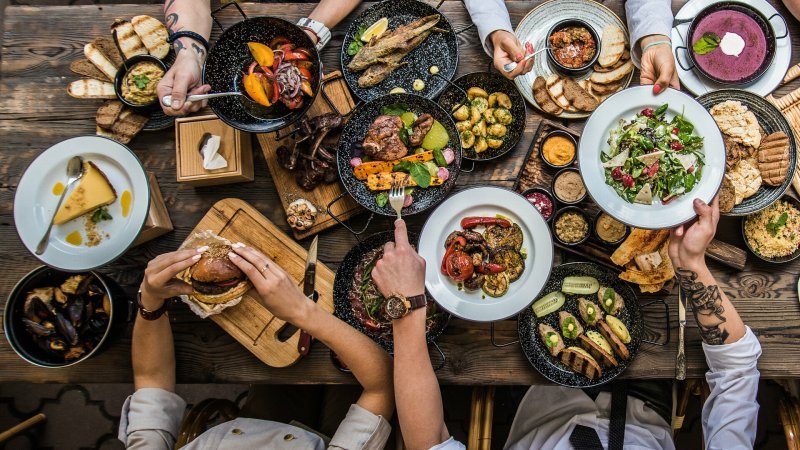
[388,177,407,220]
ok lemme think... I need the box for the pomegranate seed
[688,166,695,174]
[622,174,634,188]
[671,140,683,150]
[641,108,654,117]
[672,127,680,135]
[611,167,623,180]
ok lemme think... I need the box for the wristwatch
[136,289,173,321]
[296,17,331,51]
[384,293,427,320]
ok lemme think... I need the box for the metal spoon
[503,47,551,73]
[161,91,242,108]
[35,156,85,255]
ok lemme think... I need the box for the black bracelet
[167,31,210,53]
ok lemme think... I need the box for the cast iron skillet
[340,0,458,102]
[203,15,322,133]
[333,231,450,353]
[674,1,788,85]
[697,89,797,216]
[337,92,462,216]
[518,262,643,388]
[437,72,526,161]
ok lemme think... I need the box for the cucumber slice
[532,291,566,318]
[561,276,599,295]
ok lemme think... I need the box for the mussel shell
[54,312,78,346]
[21,317,54,337]
[23,296,52,322]
[66,298,84,327]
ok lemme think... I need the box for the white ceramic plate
[14,136,150,271]
[514,0,633,119]
[578,86,725,229]
[418,187,553,322]
[672,0,791,96]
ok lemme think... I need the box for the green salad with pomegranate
[601,104,705,204]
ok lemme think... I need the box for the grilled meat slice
[362,115,408,161]
[409,113,434,146]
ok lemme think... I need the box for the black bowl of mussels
[4,266,129,368]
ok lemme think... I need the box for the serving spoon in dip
[503,47,551,73]
[161,91,242,107]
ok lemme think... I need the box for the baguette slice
[96,100,124,128]
[70,59,110,81]
[578,334,618,367]
[67,79,116,99]
[93,37,123,68]
[96,125,115,139]
[111,18,148,59]
[598,25,626,68]
[596,320,630,360]
[589,59,633,85]
[560,347,602,380]
[132,15,170,59]
[84,43,119,81]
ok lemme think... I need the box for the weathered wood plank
[1,2,800,384]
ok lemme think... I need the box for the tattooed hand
[676,268,730,345]
[669,197,720,271]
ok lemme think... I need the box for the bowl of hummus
[115,55,167,109]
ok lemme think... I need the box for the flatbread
[710,101,762,148]
[533,76,563,115]
[611,228,670,266]
[727,159,762,205]
[598,25,626,68]
[619,240,674,285]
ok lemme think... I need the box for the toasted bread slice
[598,25,626,68]
[111,19,148,59]
[96,125,115,139]
[132,15,169,59]
[757,131,791,186]
[70,59,110,81]
[578,334,618,367]
[107,108,148,144]
[590,79,623,95]
[563,77,599,112]
[96,100,124,128]
[590,59,633,85]
[84,43,119,81]
[93,37,123,68]
[560,347,602,380]
[546,75,573,111]
[533,76,563,116]
[597,320,630,360]
[67,79,116,99]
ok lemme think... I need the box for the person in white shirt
[464,0,680,93]
[372,196,761,450]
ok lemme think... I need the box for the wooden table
[1,1,799,384]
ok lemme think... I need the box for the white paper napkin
[200,134,228,170]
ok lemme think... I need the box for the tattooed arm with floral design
[670,196,760,449]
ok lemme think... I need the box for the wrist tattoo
[173,38,186,54]
[676,268,729,345]
[191,42,206,58]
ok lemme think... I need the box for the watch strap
[296,17,331,51]
[136,290,173,321]
[407,294,427,310]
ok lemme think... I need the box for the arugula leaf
[693,32,721,55]
[132,74,150,90]
[398,127,411,146]
[409,162,431,188]
[375,192,389,207]
[347,25,367,56]
[91,207,113,223]
[654,103,669,119]
[379,103,409,116]
[433,147,447,166]
[767,212,789,236]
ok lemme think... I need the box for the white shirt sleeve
[463,0,514,57]
[118,388,186,449]
[701,326,762,450]
[429,436,466,450]
[624,0,674,67]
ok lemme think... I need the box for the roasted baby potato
[483,108,497,124]
[467,86,489,100]
[452,104,469,121]
[472,120,487,138]
[488,92,499,108]
[456,120,471,132]
[494,92,512,109]
[469,106,482,124]
[486,137,503,149]
[475,136,488,153]
[487,123,507,137]
[461,130,475,148]
[471,97,488,113]
[494,108,512,125]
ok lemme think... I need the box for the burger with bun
[179,243,251,304]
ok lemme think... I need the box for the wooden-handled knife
[298,236,318,356]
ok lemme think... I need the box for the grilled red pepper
[476,263,505,274]
[441,237,465,273]
[460,216,512,229]
[444,252,474,282]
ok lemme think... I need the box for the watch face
[385,296,408,320]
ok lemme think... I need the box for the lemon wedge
[361,17,389,42]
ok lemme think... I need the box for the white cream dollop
[720,32,745,57]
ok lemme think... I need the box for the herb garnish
[767,212,789,237]
[380,103,409,116]
[375,192,389,207]
[693,32,721,55]
[393,160,431,188]
[91,207,113,223]
[347,25,367,56]
[131,74,150,90]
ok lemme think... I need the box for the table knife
[676,285,687,380]
[298,236,318,356]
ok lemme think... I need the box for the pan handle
[768,13,790,40]
[674,46,695,72]
[326,192,374,242]
[211,1,248,33]
[490,321,520,347]
[640,299,670,346]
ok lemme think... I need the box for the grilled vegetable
[461,216,512,229]
[532,291,566,318]
[354,152,435,180]
[561,276,599,295]
[484,222,523,250]
[490,247,525,282]
[605,315,631,344]
[366,172,444,191]
[482,271,509,297]
[559,311,584,339]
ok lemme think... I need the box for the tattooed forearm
[676,268,730,345]
[173,38,186,54]
[166,12,180,33]
[191,42,206,58]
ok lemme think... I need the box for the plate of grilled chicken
[340,0,458,102]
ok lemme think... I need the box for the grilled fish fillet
[348,14,441,72]
[357,30,433,87]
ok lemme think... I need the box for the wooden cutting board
[183,198,334,368]
[256,71,361,240]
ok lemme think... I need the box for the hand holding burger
[180,243,252,304]
[140,248,207,310]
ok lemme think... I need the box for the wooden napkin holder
[133,172,173,246]
[175,114,254,186]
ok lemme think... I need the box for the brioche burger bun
[179,243,251,304]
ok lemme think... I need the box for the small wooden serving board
[515,119,748,272]
[256,71,361,240]
[183,198,334,368]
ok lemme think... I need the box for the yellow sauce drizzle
[52,182,65,196]
[65,231,82,246]
[121,190,132,217]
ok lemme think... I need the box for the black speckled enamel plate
[333,231,451,353]
[741,195,800,263]
[337,93,462,216]
[437,72,526,161]
[518,262,643,388]
[203,16,322,133]
[697,89,797,216]
[340,0,458,102]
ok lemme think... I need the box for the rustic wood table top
[1,1,800,384]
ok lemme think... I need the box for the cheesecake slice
[53,161,117,225]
